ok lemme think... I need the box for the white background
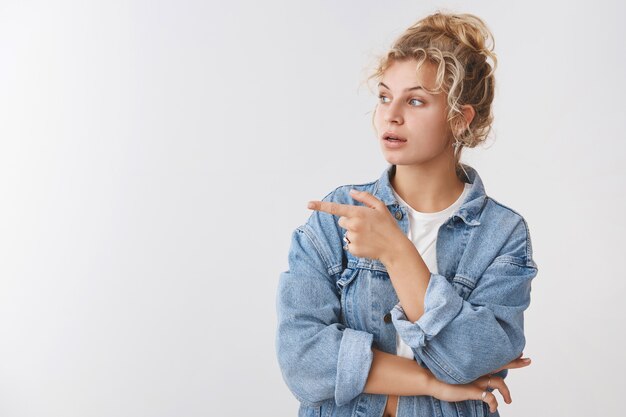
[1,1,624,416]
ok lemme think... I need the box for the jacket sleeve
[390,219,539,384]
[275,199,375,407]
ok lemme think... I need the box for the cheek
[413,109,448,133]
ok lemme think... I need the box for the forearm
[362,347,435,396]
[381,237,430,323]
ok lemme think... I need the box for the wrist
[380,232,413,267]
[423,373,440,397]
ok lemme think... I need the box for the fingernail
[522,358,531,363]
[350,189,358,194]
[307,202,314,209]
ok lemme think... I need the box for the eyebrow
[378,82,424,92]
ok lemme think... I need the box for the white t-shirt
[390,182,471,360]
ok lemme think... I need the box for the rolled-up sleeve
[391,253,538,384]
[335,327,374,405]
[276,220,375,407]
[390,272,464,349]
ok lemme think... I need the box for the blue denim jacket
[276,163,538,417]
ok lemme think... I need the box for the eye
[409,98,424,107]
[377,94,390,104]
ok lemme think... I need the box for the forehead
[380,59,438,91]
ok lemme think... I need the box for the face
[373,58,455,166]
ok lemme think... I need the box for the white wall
[1,0,624,416]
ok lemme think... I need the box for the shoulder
[480,196,537,269]
[482,195,530,228]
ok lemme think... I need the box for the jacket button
[383,312,392,323]
[394,210,403,220]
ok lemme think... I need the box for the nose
[383,101,403,126]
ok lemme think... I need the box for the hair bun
[421,12,497,72]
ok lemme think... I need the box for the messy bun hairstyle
[365,11,498,175]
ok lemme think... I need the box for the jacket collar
[372,163,487,226]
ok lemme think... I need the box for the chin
[381,152,433,167]
[381,153,408,166]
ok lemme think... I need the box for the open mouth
[383,132,407,142]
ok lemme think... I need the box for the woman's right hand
[428,353,532,414]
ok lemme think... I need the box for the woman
[276,11,538,417]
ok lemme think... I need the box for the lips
[382,131,407,141]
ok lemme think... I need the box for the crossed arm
[276,223,533,407]
[306,189,537,383]
[277,194,537,406]
[363,236,532,396]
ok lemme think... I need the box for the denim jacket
[275,163,538,417]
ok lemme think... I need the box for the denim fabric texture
[276,163,538,417]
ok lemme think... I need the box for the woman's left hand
[307,189,406,262]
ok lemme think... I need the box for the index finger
[307,200,357,217]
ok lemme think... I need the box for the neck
[390,162,465,213]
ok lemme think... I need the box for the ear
[461,104,476,127]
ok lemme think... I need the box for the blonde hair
[364,11,498,177]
